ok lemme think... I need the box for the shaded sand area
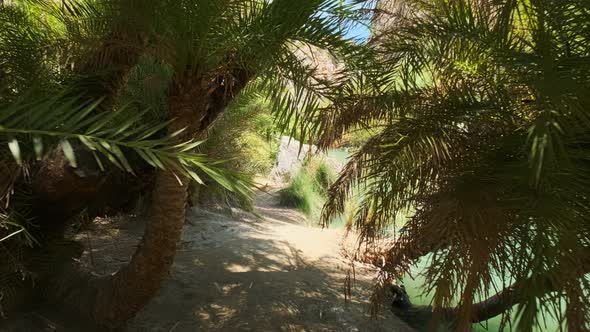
[2,186,415,331]
[102,186,414,331]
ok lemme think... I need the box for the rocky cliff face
[271,136,318,180]
[286,44,342,113]
[373,0,408,38]
[294,44,342,81]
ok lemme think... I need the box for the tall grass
[279,158,336,220]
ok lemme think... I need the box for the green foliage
[314,160,335,193]
[0,0,370,321]
[280,170,323,216]
[316,0,590,330]
[191,87,280,210]
[117,55,173,121]
[0,95,248,191]
[279,158,336,219]
[0,2,60,102]
[204,90,280,176]
[339,127,378,148]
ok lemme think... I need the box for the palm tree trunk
[92,169,189,325]
[90,71,252,326]
[88,82,201,326]
[42,88,197,329]
[41,167,189,329]
[47,72,251,328]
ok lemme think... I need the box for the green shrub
[193,88,281,210]
[279,158,336,219]
[203,92,279,175]
[315,161,336,193]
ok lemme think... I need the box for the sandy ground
[88,183,414,332]
[1,185,415,332]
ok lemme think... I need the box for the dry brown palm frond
[317,0,590,330]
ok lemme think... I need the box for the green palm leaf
[0,94,250,194]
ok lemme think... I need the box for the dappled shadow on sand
[123,204,414,331]
[0,192,415,332]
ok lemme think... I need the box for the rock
[293,45,342,81]
[373,0,409,37]
[270,136,346,183]
[270,136,319,180]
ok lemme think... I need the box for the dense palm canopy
[0,0,366,327]
[2,0,590,330]
[314,0,590,330]
[0,0,364,218]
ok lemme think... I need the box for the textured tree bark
[85,72,205,324]
[372,0,409,40]
[43,108,194,329]
[92,169,189,325]
[31,147,152,230]
[70,28,145,113]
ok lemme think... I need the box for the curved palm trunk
[45,124,193,330]
[47,71,251,328]
[93,170,189,325]
[88,86,200,326]
[94,72,251,326]
[42,90,197,329]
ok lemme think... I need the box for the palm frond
[0,3,59,101]
[0,94,249,195]
[319,0,590,329]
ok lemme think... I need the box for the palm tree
[308,0,590,330]
[92,1,365,324]
[1,0,366,327]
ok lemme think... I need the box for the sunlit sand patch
[224,263,252,272]
[195,303,238,323]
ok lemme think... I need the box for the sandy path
[4,188,414,331]
[123,189,414,331]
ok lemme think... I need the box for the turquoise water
[327,148,351,164]
[403,257,562,331]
